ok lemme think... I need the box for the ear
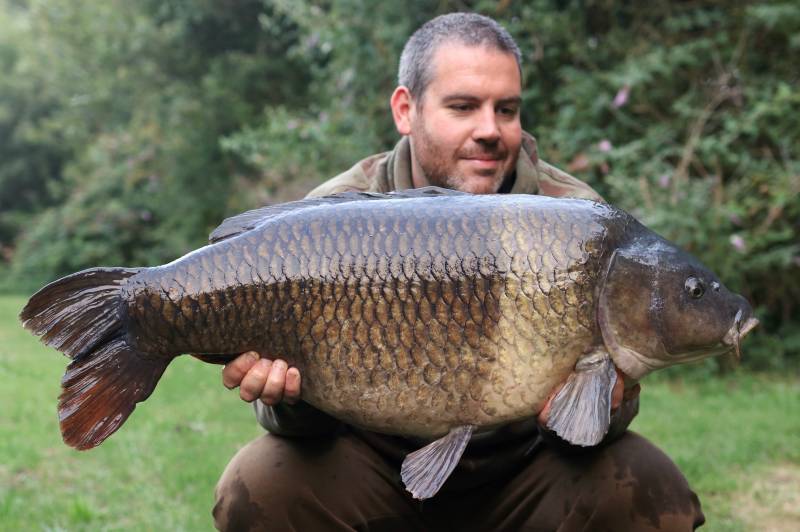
[390,86,413,136]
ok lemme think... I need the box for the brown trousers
[213,430,704,531]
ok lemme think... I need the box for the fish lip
[739,316,759,337]
[722,311,759,360]
[722,312,759,345]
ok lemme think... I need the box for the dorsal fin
[208,186,468,243]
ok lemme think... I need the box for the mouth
[722,309,760,360]
[461,148,506,163]
[462,156,503,170]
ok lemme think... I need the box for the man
[213,13,704,531]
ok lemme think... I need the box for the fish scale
[117,196,608,436]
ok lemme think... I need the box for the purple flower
[598,139,613,152]
[658,174,671,188]
[612,84,630,108]
[730,234,746,252]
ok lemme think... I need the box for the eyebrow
[441,94,522,107]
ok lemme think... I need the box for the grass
[631,370,800,530]
[1,295,262,531]
[1,294,798,531]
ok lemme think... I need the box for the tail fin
[20,267,171,450]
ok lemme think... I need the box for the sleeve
[537,395,640,453]
[254,400,342,437]
[536,159,604,202]
[304,157,375,198]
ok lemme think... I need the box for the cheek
[425,114,472,150]
[500,123,522,154]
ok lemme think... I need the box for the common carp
[20,187,757,499]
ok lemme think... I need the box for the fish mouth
[722,309,759,360]
[661,310,759,367]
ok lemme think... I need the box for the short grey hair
[398,13,522,100]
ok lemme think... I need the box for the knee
[213,434,323,531]
[588,432,705,530]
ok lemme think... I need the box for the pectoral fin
[400,425,474,500]
[545,350,617,447]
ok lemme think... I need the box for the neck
[408,138,430,189]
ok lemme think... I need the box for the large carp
[21,187,757,499]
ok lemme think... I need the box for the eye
[685,277,705,299]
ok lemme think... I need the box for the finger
[537,401,551,426]
[611,369,625,410]
[283,367,302,405]
[624,383,641,402]
[239,358,272,402]
[536,383,563,425]
[222,351,260,389]
[260,359,289,406]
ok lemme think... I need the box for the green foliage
[0,0,313,288]
[0,0,797,367]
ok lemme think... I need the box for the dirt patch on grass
[733,462,800,531]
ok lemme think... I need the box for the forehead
[426,42,521,99]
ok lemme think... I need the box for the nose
[472,106,500,143]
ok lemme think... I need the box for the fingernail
[247,351,259,362]
[274,359,287,371]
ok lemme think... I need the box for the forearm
[254,400,342,437]
[603,394,639,443]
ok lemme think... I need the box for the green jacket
[255,132,636,486]
[305,132,602,201]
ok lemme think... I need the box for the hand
[537,367,639,425]
[221,351,302,406]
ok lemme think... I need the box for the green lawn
[1,295,798,531]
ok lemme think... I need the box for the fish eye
[685,277,705,299]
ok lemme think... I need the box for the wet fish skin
[20,188,756,457]
[122,194,614,437]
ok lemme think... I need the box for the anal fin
[545,350,617,447]
[400,425,474,500]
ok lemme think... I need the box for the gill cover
[597,236,754,380]
[597,249,664,379]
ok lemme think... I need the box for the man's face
[408,43,522,194]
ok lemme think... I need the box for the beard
[410,119,513,194]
